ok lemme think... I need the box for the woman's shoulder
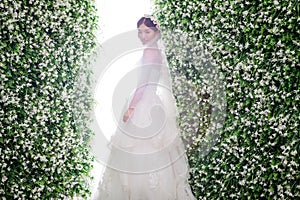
[142,47,162,64]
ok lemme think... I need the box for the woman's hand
[123,107,134,122]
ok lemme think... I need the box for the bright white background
[95,0,152,42]
[93,0,152,139]
[90,0,152,199]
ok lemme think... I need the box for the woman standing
[96,15,196,200]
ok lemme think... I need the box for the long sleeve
[128,48,162,109]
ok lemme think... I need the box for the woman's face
[138,23,159,45]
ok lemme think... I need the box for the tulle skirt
[95,88,196,200]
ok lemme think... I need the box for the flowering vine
[0,0,98,199]
[154,0,299,199]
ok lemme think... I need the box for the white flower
[2,176,8,182]
[7,24,14,30]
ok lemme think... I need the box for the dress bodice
[136,61,162,95]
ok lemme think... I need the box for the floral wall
[154,0,299,199]
[0,0,98,199]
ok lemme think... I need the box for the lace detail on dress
[99,172,112,196]
[149,172,160,190]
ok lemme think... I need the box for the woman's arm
[123,48,162,122]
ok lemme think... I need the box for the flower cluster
[144,14,161,30]
[0,0,98,199]
[155,0,299,199]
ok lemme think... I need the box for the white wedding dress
[94,46,196,200]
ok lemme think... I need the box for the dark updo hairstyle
[137,17,159,32]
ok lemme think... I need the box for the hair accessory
[144,14,160,30]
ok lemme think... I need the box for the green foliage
[155,0,299,199]
[0,0,98,199]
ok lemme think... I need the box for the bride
[94,15,196,200]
